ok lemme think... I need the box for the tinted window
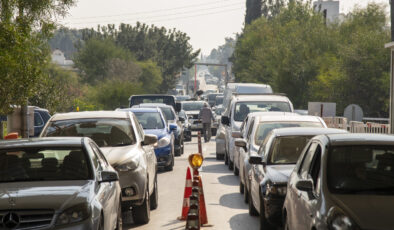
[234,101,292,122]
[0,148,92,182]
[34,112,44,126]
[160,107,175,121]
[182,102,205,111]
[328,145,394,194]
[134,112,165,130]
[215,96,224,105]
[43,118,136,147]
[269,136,313,164]
[254,122,323,146]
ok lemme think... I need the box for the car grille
[0,210,54,229]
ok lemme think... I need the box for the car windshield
[328,145,394,195]
[160,107,175,121]
[183,102,205,111]
[0,148,92,182]
[134,112,165,130]
[234,101,291,121]
[254,122,323,146]
[269,136,313,164]
[43,118,136,147]
[215,97,224,105]
[130,96,175,108]
[208,94,218,101]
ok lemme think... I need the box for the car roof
[325,133,394,146]
[125,107,161,113]
[51,111,129,121]
[232,94,290,102]
[255,113,324,123]
[271,127,347,137]
[182,101,205,104]
[136,103,171,108]
[0,137,86,149]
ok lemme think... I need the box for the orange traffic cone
[198,176,208,225]
[178,167,192,220]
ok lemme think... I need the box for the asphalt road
[123,134,259,230]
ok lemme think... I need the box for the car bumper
[54,218,96,230]
[118,166,147,206]
[264,196,285,226]
[154,145,172,166]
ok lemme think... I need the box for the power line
[62,2,244,25]
[68,0,244,20]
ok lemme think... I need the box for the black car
[129,94,177,111]
[33,107,51,137]
[248,127,347,229]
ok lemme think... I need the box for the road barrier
[324,117,390,134]
[179,167,192,220]
[197,131,202,154]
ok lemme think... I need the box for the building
[313,0,340,23]
[51,49,75,69]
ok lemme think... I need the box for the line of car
[216,83,394,230]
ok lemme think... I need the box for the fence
[323,117,390,134]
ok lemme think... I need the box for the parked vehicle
[207,93,222,107]
[215,95,224,107]
[40,111,158,224]
[179,110,192,141]
[247,127,347,229]
[132,103,184,156]
[283,133,394,230]
[181,101,207,131]
[33,107,51,137]
[176,95,191,102]
[0,137,122,229]
[221,94,294,171]
[126,107,176,171]
[129,94,177,111]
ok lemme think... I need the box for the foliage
[245,0,262,24]
[233,1,390,116]
[206,37,236,78]
[261,0,285,19]
[0,0,75,114]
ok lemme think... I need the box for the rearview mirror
[234,138,247,148]
[100,171,119,183]
[232,131,242,138]
[169,124,177,131]
[249,155,264,165]
[143,134,158,146]
[296,179,313,192]
[221,116,230,126]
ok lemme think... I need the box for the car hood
[331,194,394,230]
[143,129,168,140]
[100,144,139,166]
[0,181,92,210]
[265,164,295,184]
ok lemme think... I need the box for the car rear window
[0,148,92,182]
[269,136,313,164]
[134,112,165,130]
[234,101,292,122]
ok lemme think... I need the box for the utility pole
[387,0,394,133]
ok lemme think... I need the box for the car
[181,101,209,131]
[40,111,158,224]
[131,103,184,156]
[178,110,192,142]
[0,137,122,229]
[221,94,294,171]
[207,93,222,107]
[129,94,177,111]
[126,107,177,171]
[176,95,191,102]
[247,127,347,229]
[283,133,394,230]
[33,107,51,137]
[215,95,224,107]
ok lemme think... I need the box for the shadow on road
[229,213,259,230]
[217,175,239,186]
[219,193,247,210]
[202,164,229,174]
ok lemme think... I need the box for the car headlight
[156,137,170,148]
[266,183,287,196]
[328,208,359,230]
[56,204,90,226]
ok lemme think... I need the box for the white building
[313,0,340,23]
[51,49,74,69]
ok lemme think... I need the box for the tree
[0,0,75,114]
[245,0,262,24]
[261,0,285,19]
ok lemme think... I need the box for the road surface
[123,134,259,230]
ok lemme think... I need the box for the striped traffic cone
[199,176,208,225]
[178,167,192,220]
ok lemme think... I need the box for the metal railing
[323,117,390,134]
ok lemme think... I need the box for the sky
[59,0,388,55]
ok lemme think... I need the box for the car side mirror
[179,117,185,122]
[234,138,247,148]
[249,155,265,165]
[232,131,242,138]
[296,179,314,192]
[143,134,158,146]
[169,124,177,131]
[100,171,119,183]
[221,116,230,126]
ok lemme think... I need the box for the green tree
[0,0,75,114]
[245,0,262,24]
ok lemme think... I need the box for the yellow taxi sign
[188,153,203,169]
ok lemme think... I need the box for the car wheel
[260,194,275,230]
[165,153,174,171]
[150,177,158,210]
[132,185,150,224]
[224,152,229,165]
[216,153,224,160]
[240,181,244,194]
[233,164,239,176]
[228,159,234,170]
[248,189,258,216]
[115,200,123,230]
[243,181,249,203]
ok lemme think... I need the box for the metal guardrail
[323,117,390,134]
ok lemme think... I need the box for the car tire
[211,128,217,136]
[259,196,275,230]
[224,152,229,165]
[132,185,150,224]
[216,153,224,160]
[165,153,174,171]
[244,181,249,203]
[115,199,123,230]
[150,177,158,210]
[240,181,244,194]
[248,189,258,216]
[233,164,239,176]
[228,159,234,170]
